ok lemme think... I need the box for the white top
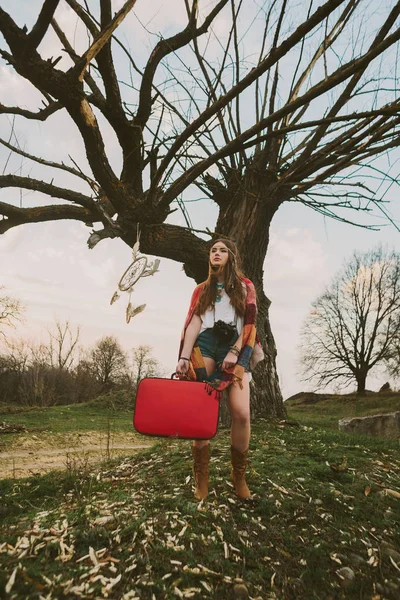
[199,288,244,334]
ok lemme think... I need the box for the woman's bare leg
[227,373,250,452]
[193,357,216,449]
[227,373,251,498]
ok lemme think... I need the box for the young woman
[176,239,264,500]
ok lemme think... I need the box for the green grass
[286,391,400,429]
[0,392,134,436]
[1,418,399,599]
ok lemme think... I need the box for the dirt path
[0,431,153,479]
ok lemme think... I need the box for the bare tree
[47,319,80,371]
[0,287,24,341]
[17,340,58,406]
[301,247,400,394]
[89,335,128,391]
[131,344,163,391]
[1,1,400,416]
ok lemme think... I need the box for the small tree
[47,319,80,371]
[131,345,162,392]
[386,332,400,381]
[300,246,400,394]
[0,287,24,342]
[89,335,128,392]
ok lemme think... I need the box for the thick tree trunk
[251,290,286,419]
[213,166,287,420]
[356,371,367,394]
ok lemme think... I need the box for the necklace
[216,282,224,303]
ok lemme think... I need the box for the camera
[212,320,237,343]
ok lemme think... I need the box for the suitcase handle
[171,372,190,380]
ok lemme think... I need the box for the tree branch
[135,0,229,129]
[0,136,94,185]
[150,0,346,194]
[27,0,60,49]
[0,202,96,235]
[74,0,138,82]
[157,24,400,209]
[288,0,400,177]
[0,101,61,121]
[0,175,96,211]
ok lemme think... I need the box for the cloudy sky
[1,1,399,399]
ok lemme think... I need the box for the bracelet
[179,357,190,362]
[230,345,240,356]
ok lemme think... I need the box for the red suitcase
[133,376,220,439]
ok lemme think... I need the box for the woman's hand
[176,358,190,377]
[222,351,238,371]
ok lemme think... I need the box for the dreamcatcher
[110,227,160,323]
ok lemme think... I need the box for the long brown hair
[195,239,247,317]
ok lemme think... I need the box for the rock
[385,581,399,592]
[338,412,400,440]
[384,508,395,520]
[233,583,249,599]
[280,419,301,427]
[314,499,323,505]
[381,543,400,564]
[0,421,27,434]
[348,553,366,567]
[335,553,348,562]
[336,567,355,589]
[384,581,400,599]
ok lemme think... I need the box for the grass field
[0,392,135,436]
[1,391,400,598]
[285,391,400,429]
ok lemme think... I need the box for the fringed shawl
[178,277,264,396]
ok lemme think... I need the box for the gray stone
[336,567,355,589]
[338,412,400,440]
[386,581,399,592]
[381,544,400,564]
[335,553,348,562]
[233,584,249,599]
[348,553,366,567]
[384,582,400,599]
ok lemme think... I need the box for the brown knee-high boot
[231,445,251,499]
[192,444,210,500]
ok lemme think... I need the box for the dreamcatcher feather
[110,227,160,322]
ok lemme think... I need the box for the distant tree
[300,247,400,394]
[18,341,58,406]
[89,335,128,391]
[0,287,24,341]
[131,345,163,391]
[47,319,80,371]
[386,333,400,380]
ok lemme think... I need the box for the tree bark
[356,371,367,394]
[212,165,287,420]
[251,290,286,419]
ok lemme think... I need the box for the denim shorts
[196,327,237,369]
